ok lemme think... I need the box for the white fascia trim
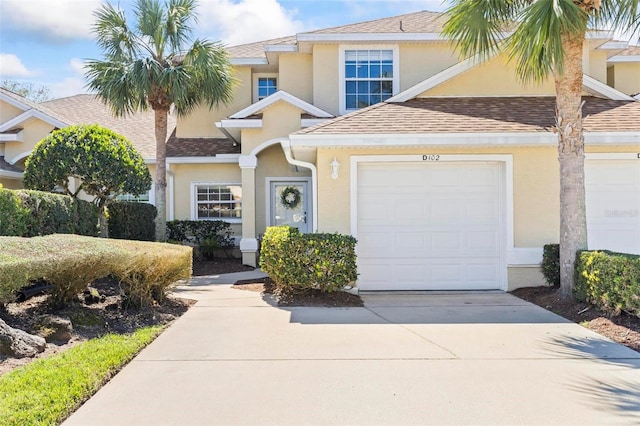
[0,130,23,141]
[290,131,640,147]
[598,41,630,50]
[264,44,298,52]
[0,109,68,132]
[239,155,258,169]
[608,55,640,63]
[586,30,614,40]
[229,90,334,119]
[585,152,640,160]
[0,92,30,111]
[0,170,23,179]
[298,33,449,42]
[230,58,268,65]
[219,119,263,128]
[166,155,240,164]
[583,74,634,100]
[301,118,330,127]
[387,51,493,103]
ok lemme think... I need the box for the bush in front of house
[541,243,560,286]
[0,188,99,237]
[574,250,640,317]
[260,226,358,293]
[166,220,234,259]
[0,235,192,308]
[108,201,157,241]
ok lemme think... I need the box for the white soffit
[583,74,635,100]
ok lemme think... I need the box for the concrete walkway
[64,273,640,426]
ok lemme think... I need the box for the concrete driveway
[64,273,640,426]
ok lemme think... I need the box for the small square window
[257,77,277,100]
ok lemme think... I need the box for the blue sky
[0,0,446,99]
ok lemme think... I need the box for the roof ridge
[301,10,442,35]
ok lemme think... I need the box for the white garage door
[356,162,505,291]
[586,159,640,255]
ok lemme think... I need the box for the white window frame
[190,182,242,223]
[338,45,400,115]
[116,182,155,205]
[253,73,279,103]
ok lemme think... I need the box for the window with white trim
[117,192,150,203]
[344,49,395,111]
[194,184,242,220]
[257,77,277,100]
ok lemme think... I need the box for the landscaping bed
[512,285,640,353]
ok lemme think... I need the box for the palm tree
[85,0,236,241]
[442,0,639,297]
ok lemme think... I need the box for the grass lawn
[0,326,162,426]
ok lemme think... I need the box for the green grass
[0,326,162,426]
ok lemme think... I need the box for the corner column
[239,155,258,266]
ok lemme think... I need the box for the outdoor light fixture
[330,157,341,179]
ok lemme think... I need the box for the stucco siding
[421,54,556,97]
[588,51,608,84]
[312,44,340,116]
[0,101,23,122]
[176,67,252,138]
[4,118,54,163]
[279,53,313,103]
[612,63,640,96]
[399,43,460,91]
[0,178,23,189]
[240,102,304,154]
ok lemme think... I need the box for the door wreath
[280,186,301,209]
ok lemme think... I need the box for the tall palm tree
[85,0,236,241]
[442,0,639,297]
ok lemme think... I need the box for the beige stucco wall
[422,54,556,97]
[0,101,23,122]
[3,118,54,163]
[176,67,252,138]
[240,101,304,154]
[279,53,313,104]
[612,62,640,95]
[312,44,340,116]
[0,178,23,189]
[588,50,608,84]
[399,43,460,91]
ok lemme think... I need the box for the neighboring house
[2,10,639,292]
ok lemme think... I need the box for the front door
[270,181,309,233]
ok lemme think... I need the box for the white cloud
[197,0,305,45]
[69,58,86,75]
[0,0,101,41]
[0,53,35,77]
[50,77,89,99]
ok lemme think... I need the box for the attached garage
[354,159,507,291]
[586,157,640,255]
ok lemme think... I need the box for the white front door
[270,181,310,233]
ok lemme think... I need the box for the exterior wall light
[330,157,341,179]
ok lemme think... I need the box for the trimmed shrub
[260,226,358,293]
[166,220,234,247]
[0,189,98,237]
[108,201,157,241]
[0,235,192,308]
[541,243,560,286]
[575,250,640,316]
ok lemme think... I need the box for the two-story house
[2,10,639,292]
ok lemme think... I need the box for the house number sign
[422,154,440,161]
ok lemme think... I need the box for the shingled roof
[227,35,297,59]
[0,156,23,174]
[297,97,640,135]
[165,129,239,157]
[42,94,177,160]
[302,10,446,35]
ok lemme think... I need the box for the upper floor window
[340,47,399,114]
[193,183,242,221]
[257,77,277,101]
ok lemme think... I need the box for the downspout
[280,139,318,232]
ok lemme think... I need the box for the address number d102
[422,154,440,161]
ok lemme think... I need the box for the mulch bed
[511,285,640,353]
[192,258,255,276]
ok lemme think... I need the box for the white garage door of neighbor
[356,162,505,291]
[586,159,640,255]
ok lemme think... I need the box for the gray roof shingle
[297,97,640,135]
[165,129,239,157]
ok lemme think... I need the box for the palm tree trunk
[554,32,588,298]
[154,108,169,241]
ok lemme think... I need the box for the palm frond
[596,0,640,35]
[507,0,589,82]
[92,2,138,60]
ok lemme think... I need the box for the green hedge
[166,220,234,247]
[0,235,192,308]
[0,189,99,237]
[541,243,560,286]
[108,201,157,241]
[575,250,640,316]
[260,226,357,293]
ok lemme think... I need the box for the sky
[0,0,446,99]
